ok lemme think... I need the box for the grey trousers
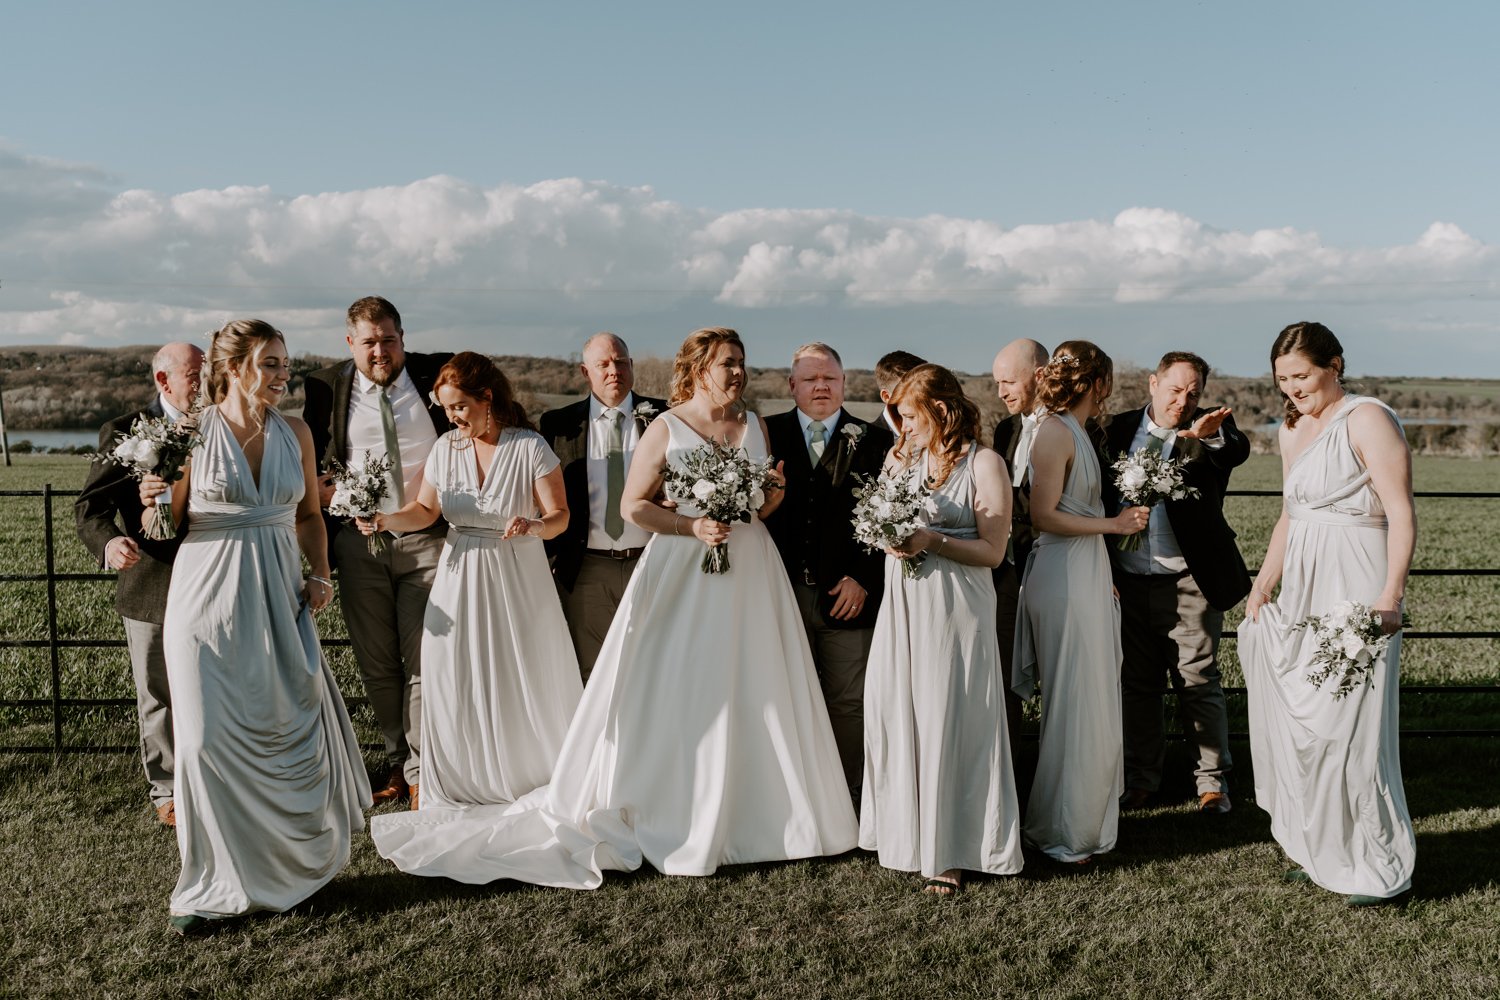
[122,616,173,807]
[335,527,442,785]
[1117,570,1231,796]
[558,552,639,684]
[791,581,874,799]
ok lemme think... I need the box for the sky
[2,0,1497,377]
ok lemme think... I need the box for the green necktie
[379,388,405,507]
[1145,429,1168,455]
[605,410,625,540]
[808,420,827,463]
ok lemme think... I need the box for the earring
[483,410,492,436]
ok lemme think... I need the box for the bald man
[75,342,205,827]
[540,333,668,681]
[990,338,1050,766]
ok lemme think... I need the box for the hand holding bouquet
[850,465,936,579]
[661,440,779,574]
[94,414,202,540]
[1111,446,1199,551]
[1295,600,1411,699]
[327,451,395,555]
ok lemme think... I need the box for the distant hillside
[3,346,1498,455]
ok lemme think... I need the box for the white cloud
[1,145,1497,374]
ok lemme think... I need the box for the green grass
[0,744,1496,998]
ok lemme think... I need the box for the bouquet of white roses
[661,440,779,574]
[850,465,936,579]
[327,451,396,555]
[93,413,202,540]
[1111,446,1200,551]
[1294,600,1410,699]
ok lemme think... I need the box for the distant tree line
[4,346,1499,456]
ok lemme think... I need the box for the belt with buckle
[586,547,645,560]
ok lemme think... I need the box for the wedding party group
[74,298,1417,937]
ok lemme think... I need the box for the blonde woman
[141,320,366,935]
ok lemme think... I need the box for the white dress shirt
[795,408,843,459]
[160,395,188,423]
[586,392,651,550]
[1013,408,1043,487]
[1115,409,1222,575]
[346,367,439,514]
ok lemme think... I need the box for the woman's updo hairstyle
[890,363,982,488]
[669,327,745,407]
[1271,321,1345,428]
[432,351,534,433]
[1036,340,1114,415]
[205,319,285,404]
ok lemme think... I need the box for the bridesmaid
[1240,322,1416,905]
[860,364,1024,895]
[1014,342,1149,864]
[359,352,581,812]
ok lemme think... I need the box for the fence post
[44,484,62,757]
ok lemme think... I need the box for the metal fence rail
[4,485,1499,754]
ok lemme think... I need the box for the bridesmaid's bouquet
[661,441,779,574]
[850,466,935,579]
[92,413,202,540]
[327,451,395,556]
[1294,600,1410,699]
[1110,447,1199,551]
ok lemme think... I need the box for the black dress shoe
[1119,788,1151,811]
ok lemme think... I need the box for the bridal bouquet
[850,465,936,579]
[1294,600,1410,699]
[93,413,202,540]
[1111,446,1199,551]
[661,440,779,574]
[327,451,395,555]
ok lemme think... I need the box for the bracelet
[936,536,948,555]
[308,575,333,588]
[674,513,683,536]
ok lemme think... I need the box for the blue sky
[2,0,1497,376]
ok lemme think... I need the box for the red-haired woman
[364,352,581,845]
[1016,341,1150,865]
[860,364,1025,895]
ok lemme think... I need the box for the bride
[371,327,858,887]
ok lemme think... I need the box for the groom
[304,296,452,808]
[539,332,667,682]
[74,342,204,827]
[1102,351,1251,814]
[763,343,893,807]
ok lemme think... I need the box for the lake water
[3,429,99,450]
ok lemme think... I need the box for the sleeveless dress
[164,406,367,919]
[1239,396,1415,898]
[860,446,1024,877]
[370,411,857,887]
[1014,411,1124,862]
[406,428,582,810]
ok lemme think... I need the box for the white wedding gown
[1014,411,1124,862]
[370,411,857,887]
[408,428,582,809]
[165,406,368,918]
[1240,396,1415,898]
[860,446,1024,877]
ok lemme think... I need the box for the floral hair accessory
[1051,353,1079,368]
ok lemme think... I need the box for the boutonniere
[634,401,659,425]
[841,422,865,445]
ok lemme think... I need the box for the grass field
[1,453,1498,998]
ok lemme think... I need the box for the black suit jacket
[992,412,1041,573]
[762,408,894,630]
[74,400,184,624]
[1100,406,1252,612]
[538,394,669,590]
[302,352,454,561]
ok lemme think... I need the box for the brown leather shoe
[1119,787,1151,811]
[369,766,409,806]
[1199,791,1232,814]
[409,784,419,811]
[155,801,176,827]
